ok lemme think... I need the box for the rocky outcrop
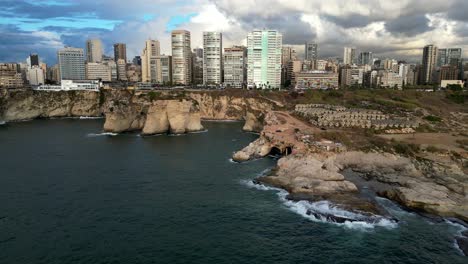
[104,97,204,134]
[234,110,468,222]
[0,89,101,121]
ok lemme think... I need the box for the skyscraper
[447,48,462,66]
[359,52,373,66]
[86,39,103,63]
[203,32,223,85]
[29,54,39,67]
[141,40,160,83]
[343,47,356,65]
[437,49,448,67]
[113,43,127,63]
[57,47,85,80]
[192,48,203,85]
[421,44,438,84]
[247,30,282,89]
[305,42,318,61]
[224,46,247,88]
[171,30,192,85]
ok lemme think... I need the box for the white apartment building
[203,32,223,85]
[171,30,192,85]
[247,30,282,89]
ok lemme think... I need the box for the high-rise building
[281,47,297,65]
[340,65,364,88]
[192,49,203,85]
[224,46,247,88]
[171,30,192,85]
[247,30,282,89]
[343,47,356,65]
[29,54,39,67]
[421,44,438,84]
[86,39,103,63]
[102,57,117,81]
[46,64,60,84]
[437,49,448,67]
[133,56,142,66]
[305,42,318,61]
[113,43,127,63]
[117,59,128,81]
[359,52,373,66]
[86,62,111,82]
[203,32,223,85]
[281,46,297,85]
[58,47,85,80]
[27,66,45,85]
[155,55,172,85]
[447,48,462,66]
[141,39,161,83]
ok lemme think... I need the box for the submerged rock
[456,236,468,256]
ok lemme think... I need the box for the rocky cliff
[0,89,101,121]
[0,89,276,134]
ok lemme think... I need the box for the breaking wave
[0,121,5,126]
[86,132,118,137]
[242,180,398,230]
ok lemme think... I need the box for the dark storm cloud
[447,0,468,22]
[385,14,433,36]
[322,14,373,28]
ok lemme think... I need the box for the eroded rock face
[104,98,204,135]
[0,90,101,121]
[242,112,264,133]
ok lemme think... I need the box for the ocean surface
[0,119,466,264]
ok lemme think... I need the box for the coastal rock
[1,90,101,121]
[243,112,264,133]
[104,98,204,135]
[259,155,358,196]
[142,102,170,134]
[166,100,203,134]
[456,236,468,256]
[188,93,276,122]
[234,110,468,222]
[232,138,272,162]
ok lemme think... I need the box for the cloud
[1,0,468,65]
[385,14,433,36]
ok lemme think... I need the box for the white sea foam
[79,116,104,120]
[0,121,5,125]
[86,132,118,137]
[242,179,398,230]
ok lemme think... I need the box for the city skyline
[2,0,468,65]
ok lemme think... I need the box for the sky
[1,0,468,65]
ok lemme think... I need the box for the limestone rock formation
[104,98,204,135]
[0,90,101,121]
